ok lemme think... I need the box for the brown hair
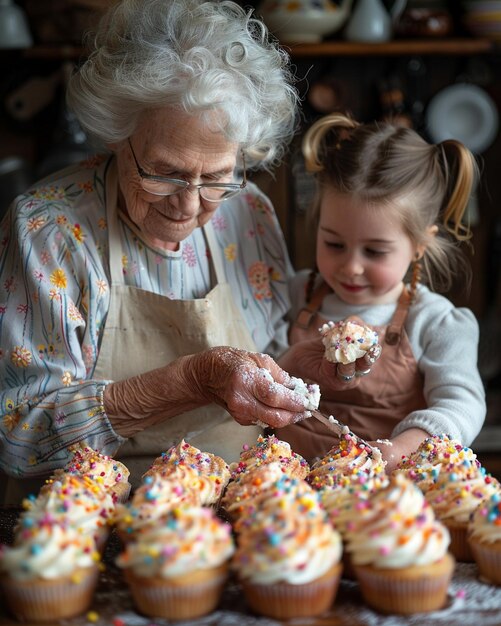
[302,113,478,293]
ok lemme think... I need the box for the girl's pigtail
[409,255,422,304]
[439,139,478,242]
[302,113,358,173]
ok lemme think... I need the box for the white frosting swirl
[320,320,378,365]
[115,471,200,537]
[20,474,115,543]
[346,473,450,569]
[425,465,500,524]
[469,492,501,544]
[116,505,234,578]
[0,522,98,581]
[233,474,341,584]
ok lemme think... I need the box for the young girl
[278,113,486,471]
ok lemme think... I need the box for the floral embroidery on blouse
[0,155,293,477]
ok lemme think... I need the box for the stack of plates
[463,0,501,40]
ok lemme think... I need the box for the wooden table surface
[1,507,501,626]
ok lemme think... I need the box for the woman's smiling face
[114,107,239,251]
[316,186,418,306]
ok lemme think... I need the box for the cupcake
[320,467,389,579]
[229,433,310,481]
[393,434,479,494]
[233,473,342,619]
[307,431,386,491]
[424,458,500,562]
[117,505,234,620]
[145,439,230,505]
[21,474,115,552]
[468,492,501,585]
[221,461,291,522]
[346,473,454,615]
[0,521,100,622]
[320,319,378,364]
[115,469,201,542]
[51,443,131,504]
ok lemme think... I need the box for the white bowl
[260,6,352,43]
[425,83,499,154]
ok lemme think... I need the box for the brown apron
[2,163,261,502]
[279,282,426,463]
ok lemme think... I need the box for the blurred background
[0,0,500,474]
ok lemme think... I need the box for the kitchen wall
[1,0,500,475]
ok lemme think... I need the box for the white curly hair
[66,0,299,169]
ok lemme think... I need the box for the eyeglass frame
[127,138,247,202]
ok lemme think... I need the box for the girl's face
[316,187,418,306]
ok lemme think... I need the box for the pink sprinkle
[456,589,466,599]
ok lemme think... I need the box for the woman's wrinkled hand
[187,346,315,429]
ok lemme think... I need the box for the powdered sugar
[288,376,320,410]
[256,368,320,411]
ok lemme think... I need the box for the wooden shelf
[0,45,86,61]
[285,38,498,58]
[23,45,87,60]
[1,38,496,61]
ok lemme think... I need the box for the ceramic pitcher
[344,0,407,42]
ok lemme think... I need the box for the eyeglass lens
[141,179,243,201]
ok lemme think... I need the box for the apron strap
[104,158,125,286]
[203,220,226,285]
[385,287,411,346]
[104,160,225,288]
[294,280,332,330]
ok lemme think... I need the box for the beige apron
[93,165,262,484]
[279,283,426,462]
[2,164,261,503]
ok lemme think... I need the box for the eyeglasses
[128,138,247,202]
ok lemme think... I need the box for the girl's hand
[333,314,382,384]
[336,343,382,384]
[278,337,382,394]
[367,428,430,473]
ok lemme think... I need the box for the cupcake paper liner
[342,549,356,581]
[125,564,228,620]
[353,554,454,615]
[0,567,99,622]
[112,481,132,504]
[469,538,501,585]
[445,521,474,562]
[241,561,342,620]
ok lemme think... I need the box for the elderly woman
[0,0,309,501]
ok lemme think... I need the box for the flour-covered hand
[188,346,314,428]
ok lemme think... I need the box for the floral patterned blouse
[0,155,293,477]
